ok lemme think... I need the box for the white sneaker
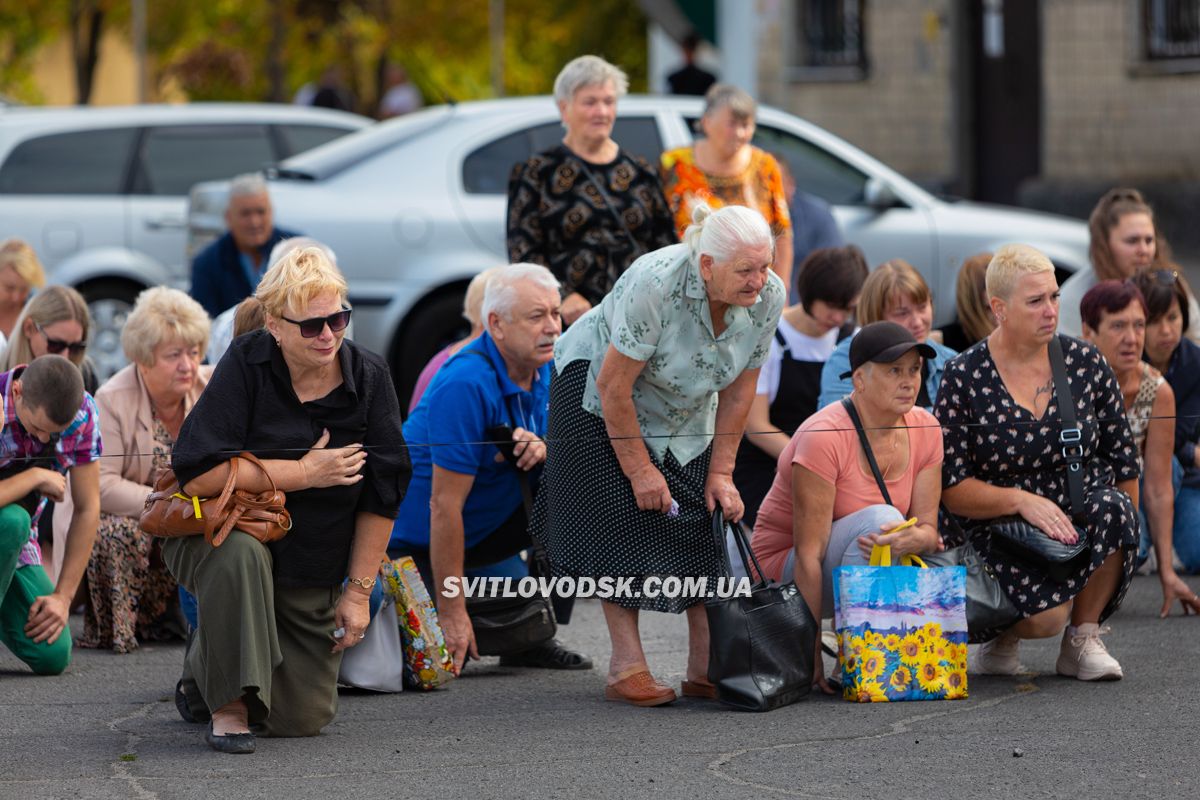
[972,632,1025,675]
[1056,624,1123,681]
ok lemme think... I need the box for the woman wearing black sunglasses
[163,246,411,753]
[0,285,97,394]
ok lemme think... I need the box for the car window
[0,127,137,195]
[462,116,663,194]
[131,125,275,196]
[752,123,869,206]
[276,124,356,158]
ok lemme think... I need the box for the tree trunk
[266,2,287,102]
[71,1,105,105]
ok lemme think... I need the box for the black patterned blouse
[933,335,1140,633]
[506,145,677,306]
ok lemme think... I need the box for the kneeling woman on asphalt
[750,321,944,693]
[934,245,1140,681]
[165,247,410,753]
[532,205,785,707]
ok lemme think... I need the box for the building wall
[758,0,958,189]
[1041,0,1200,182]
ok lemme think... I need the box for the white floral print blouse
[554,243,786,466]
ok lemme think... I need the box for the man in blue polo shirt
[391,263,590,673]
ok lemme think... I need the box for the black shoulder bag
[456,350,557,656]
[843,397,1020,636]
[704,509,817,712]
[985,336,1091,583]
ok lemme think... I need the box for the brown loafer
[604,670,677,707]
[680,678,717,699]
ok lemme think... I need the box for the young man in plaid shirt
[0,355,101,674]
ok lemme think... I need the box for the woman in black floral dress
[934,245,1139,681]
[506,55,676,325]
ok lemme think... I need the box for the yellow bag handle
[868,544,927,568]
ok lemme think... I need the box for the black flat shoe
[175,681,209,724]
[206,721,255,754]
[499,639,593,670]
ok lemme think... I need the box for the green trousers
[0,504,71,675]
[162,531,342,737]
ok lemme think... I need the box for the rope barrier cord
[5,411,1199,463]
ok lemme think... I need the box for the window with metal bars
[1143,0,1200,60]
[790,0,867,81]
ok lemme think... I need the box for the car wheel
[78,279,143,383]
[393,290,470,412]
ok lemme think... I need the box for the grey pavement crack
[107,701,161,800]
[705,681,1041,798]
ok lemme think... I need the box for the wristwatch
[347,575,377,590]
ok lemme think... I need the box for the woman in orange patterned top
[661,84,793,287]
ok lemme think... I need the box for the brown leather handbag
[139,452,292,547]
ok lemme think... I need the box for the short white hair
[553,55,628,105]
[268,236,337,269]
[228,172,269,200]
[482,263,560,329]
[683,205,774,265]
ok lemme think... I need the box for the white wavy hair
[683,205,774,265]
[482,263,561,328]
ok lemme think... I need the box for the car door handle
[145,215,187,231]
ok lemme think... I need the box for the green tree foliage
[0,0,649,110]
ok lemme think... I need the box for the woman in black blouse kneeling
[164,247,410,753]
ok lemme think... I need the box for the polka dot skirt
[530,361,722,614]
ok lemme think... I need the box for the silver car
[0,103,371,376]
[187,95,1090,401]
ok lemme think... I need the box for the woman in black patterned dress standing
[933,245,1140,681]
[506,55,677,326]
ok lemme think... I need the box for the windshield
[278,105,454,181]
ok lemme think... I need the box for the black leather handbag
[705,509,817,712]
[843,396,1019,638]
[985,336,1090,583]
[923,539,1018,635]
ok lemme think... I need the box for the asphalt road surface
[1,572,1197,800]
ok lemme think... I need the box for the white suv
[187,96,1091,402]
[0,103,370,376]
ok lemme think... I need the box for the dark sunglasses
[280,307,352,338]
[34,322,87,356]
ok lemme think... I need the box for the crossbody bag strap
[574,156,643,257]
[460,349,536,516]
[1047,336,1085,517]
[841,397,893,507]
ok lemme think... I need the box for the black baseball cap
[839,321,937,379]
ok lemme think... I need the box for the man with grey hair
[389,263,591,673]
[188,173,300,318]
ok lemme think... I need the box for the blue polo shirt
[390,332,550,551]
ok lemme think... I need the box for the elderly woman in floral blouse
[532,205,785,707]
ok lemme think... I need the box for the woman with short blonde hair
[0,239,47,339]
[80,287,213,654]
[934,243,1140,680]
[164,244,410,751]
[819,259,957,410]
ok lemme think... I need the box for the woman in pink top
[750,321,944,693]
